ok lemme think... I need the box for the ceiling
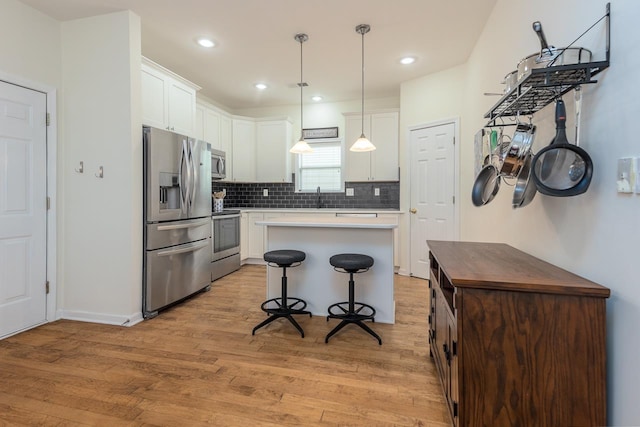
[19,0,497,110]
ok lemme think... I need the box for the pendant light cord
[300,36,304,136]
[361,28,365,137]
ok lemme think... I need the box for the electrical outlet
[263,188,269,197]
[346,188,354,196]
[374,188,380,196]
[222,188,226,196]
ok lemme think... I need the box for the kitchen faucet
[316,186,322,208]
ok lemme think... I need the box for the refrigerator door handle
[156,219,210,231]
[178,139,189,213]
[157,240,209,257]
[189,139,197,211]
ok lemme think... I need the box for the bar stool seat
[325,253,381,345]
[252,249,311,338]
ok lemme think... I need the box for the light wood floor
[0,265,451,426]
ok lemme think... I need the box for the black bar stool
[325,253,381,345]
[252,249,311,338]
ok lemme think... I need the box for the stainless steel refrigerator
[143,126,211,318]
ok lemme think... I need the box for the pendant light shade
[290,33,313,154]
[350,24,376,153]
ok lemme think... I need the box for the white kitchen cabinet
[141,57,199,137]
[232,118,256,182]
[247,212,264,259]
[195,104,205,140]
[344,111,399,181]
[256,119,293,182]
[196,102,223,150]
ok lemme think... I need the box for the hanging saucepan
[517,21,592,81]
[472,164,501,207]
[512,152,537,208]
[502,70,518,94]
[531,98,593,196]
[500,122,536,178]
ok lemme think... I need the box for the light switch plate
[636,158,640,193]
[617,158,634,193]
[346,188,354,196]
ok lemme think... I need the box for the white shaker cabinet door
[344,114,372,182]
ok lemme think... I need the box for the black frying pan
[472,164,501,207]
[531,98,593,196]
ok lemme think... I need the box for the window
[296,138,343,192]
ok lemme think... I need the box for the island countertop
[256,215,398,229]
[259,215,396,324]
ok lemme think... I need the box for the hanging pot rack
[484,3,610,127]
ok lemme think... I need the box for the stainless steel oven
[211,210,241,281]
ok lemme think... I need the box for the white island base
[256,216,397,324]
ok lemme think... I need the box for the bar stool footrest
[327,301,376,322]
[260,297,309,314]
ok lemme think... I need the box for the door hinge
[452,136,455,145]
[452,195,455,204]
[46,197,50,210]
[46,113,50,126]
[45,281,50,294]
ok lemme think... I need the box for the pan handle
[532,21,553,55]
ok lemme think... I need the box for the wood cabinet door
[370,112,399,180]
[232,119,256,182]
[256,120,292,182]
[167,79,196,137]
[344,114,372,181]
[141,65,169,130]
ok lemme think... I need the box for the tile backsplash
[214,178,399,210]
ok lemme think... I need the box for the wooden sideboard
[427,240,610,427]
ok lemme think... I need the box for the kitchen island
[256,216,397,323]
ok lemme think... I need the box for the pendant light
[350,24,376,152]
[290,33,313,154]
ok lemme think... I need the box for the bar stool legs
[252,250,311,338]
[325,254,382,345]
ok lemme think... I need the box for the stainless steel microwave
[211,148,226,180]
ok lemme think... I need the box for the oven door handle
[156,219,210,231]
[212,214,241,220]
[157,240,209,257]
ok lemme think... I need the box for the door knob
[410,208,417,214]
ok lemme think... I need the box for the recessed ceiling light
[197,38,215,48]
[400,56,416,65]
[255,83,268,90]
[311,96,323,102]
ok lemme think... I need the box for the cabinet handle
[443,343,451,364]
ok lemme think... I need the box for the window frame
[294,137,345,193]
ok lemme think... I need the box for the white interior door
[410,123,456,278]
[0,80,48,338]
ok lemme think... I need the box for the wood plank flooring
[0,265,451,426]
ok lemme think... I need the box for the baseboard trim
[57,309,144,327]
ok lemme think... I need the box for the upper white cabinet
[256,119,293,182]
[344,111,399,181]
[232,118,256,182]
[195,101,226,150]
[141,57,200,137]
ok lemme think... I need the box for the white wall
[60,11,143,324]
[0,0,61,88]
[401,0,640,424]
